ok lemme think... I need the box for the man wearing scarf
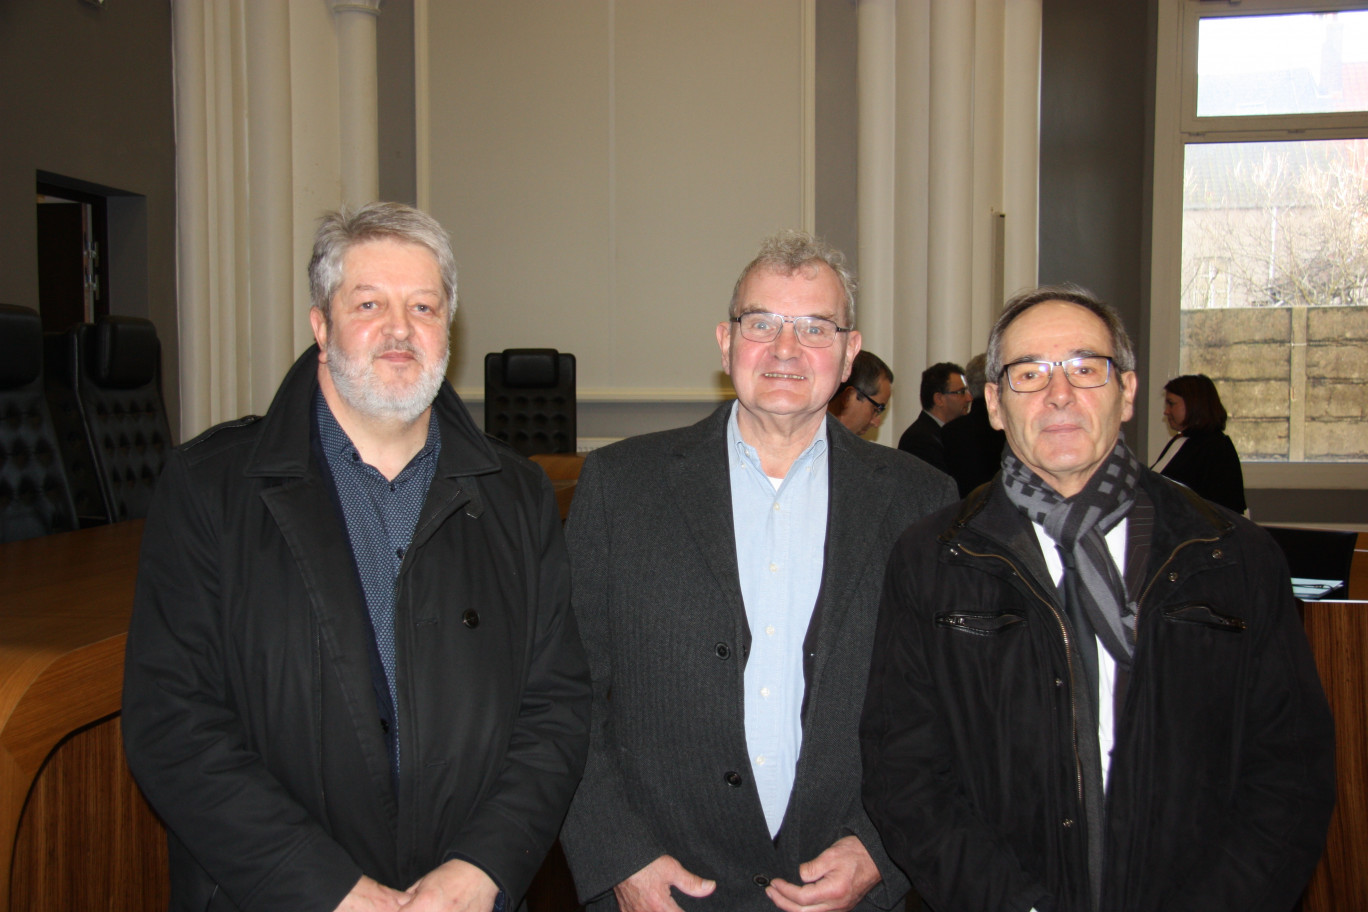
[860,285,1335,912]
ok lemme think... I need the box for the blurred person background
[1152,373,1247,514]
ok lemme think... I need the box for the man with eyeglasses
[828,350,894,437]
[561,231,955,912]
[896,361,970,473]
[861,285,1334,912]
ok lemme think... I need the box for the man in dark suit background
[941,353,1006,497]
[560,231,955,912]
[896,361,969,472]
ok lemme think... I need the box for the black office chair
[0,304,78,542]
[47,316,173,523]
[484,349,577,457]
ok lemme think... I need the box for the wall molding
[457,386,732,404]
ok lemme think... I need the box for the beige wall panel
[426,0,614,390]
[611,0,806,392]
[423,0,808,404]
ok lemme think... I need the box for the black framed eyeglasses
[999,356,1114,393]
[853,387,887,414]
[731,312,852,349]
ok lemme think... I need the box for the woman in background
[1153,373,1247,513]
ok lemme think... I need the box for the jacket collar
[245,345,502,481]
[942,464,1236,584]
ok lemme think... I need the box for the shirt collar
[314,389,441,480]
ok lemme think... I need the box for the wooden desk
[0,520,166,911]
[1302,599,1368,911]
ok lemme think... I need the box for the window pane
[1197,11,1368,117]
[1181,139,1368,462]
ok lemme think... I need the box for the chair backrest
[0,304,78,542]
[484,349,577,457]
[48,316,173,523]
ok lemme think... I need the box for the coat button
[753,874,770,887]
[463,610,480,628]
[1167,571,1179,583]
[1054,677,1064,688]
[1062,817,1074,828]
[724,771,743,787]
[1211,548,1223,559]
[715,643,731,659]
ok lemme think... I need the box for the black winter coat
[861,470,1334,912]
[122,348,590,912]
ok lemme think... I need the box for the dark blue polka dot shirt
[316,391,441,773]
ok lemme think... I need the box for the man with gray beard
[123,202,590,912]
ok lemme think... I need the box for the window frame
[1150,0,1368,488]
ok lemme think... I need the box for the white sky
[1199,11,1368,75]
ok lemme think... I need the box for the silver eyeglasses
[731,312,852,348]
[999,356,1114,393]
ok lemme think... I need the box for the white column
[926,0,975,362]
[330,0,382,206]
[246,2,296,408]
[857,0,896,352]
[892,0,930,403]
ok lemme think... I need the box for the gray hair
[986,283,1136,381]
[729,229,858,327]
[308,202,458,324]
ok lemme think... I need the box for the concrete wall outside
[1182,305,1368,461]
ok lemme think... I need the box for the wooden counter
[1301,598,1368,912]
[0,520,166,911]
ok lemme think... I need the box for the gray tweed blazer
[560,402,956,911]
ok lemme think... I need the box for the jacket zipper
[954,544,1086,811]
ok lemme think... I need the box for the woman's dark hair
[1164,373,1228,433]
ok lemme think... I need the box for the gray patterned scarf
[1001,438,1145,668]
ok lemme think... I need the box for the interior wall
[814,0,859,279]
[0,0,178,436]
[1038,0,1154,458]
[378,0,417,205]
[421,0,812,441]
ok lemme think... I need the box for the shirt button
[773,502,781,511]
[395,547,404,559]
[769,563,778,573]
[755,755,766,765]
[766,625,776,637]
[760,687,770,698]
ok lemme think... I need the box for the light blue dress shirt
[726,402,829,837]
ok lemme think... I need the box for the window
[1153,0,1368,484]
